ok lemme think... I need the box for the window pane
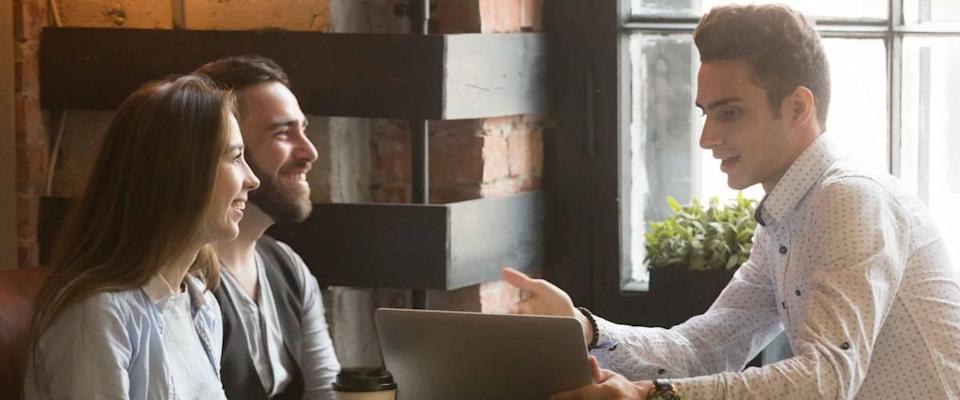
[626,35,888,287]
[904,0,960,26]
[631,0,887,20]
[900,37,960,266]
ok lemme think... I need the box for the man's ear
[789,86,816,127]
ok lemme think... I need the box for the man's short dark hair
[694,4,830,131]
[194,55,291,91]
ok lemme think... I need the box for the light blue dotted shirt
[593,135,960,399]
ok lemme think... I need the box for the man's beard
[248,160,313,224]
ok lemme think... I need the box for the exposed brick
[520,0,543,31]
[16,143,47,196]
[432,0,481,33]
[481,135,509,182]
[367,0,409,34]
[14,0,46,42]
[185,0,330,31]
[430,134,484,185]
[428,119,484,137]
[429,184,482,204]
[55,0,173,28]
[370,184,409,203]
[427,284,481,312]
[478,0,522,33]
[507,128,543,178]
[15,194,38,243]
[481,176,540,198]
[13,41,39,98]
[14,95,45,147]
[482,115,516,137]
[371,128,411,185]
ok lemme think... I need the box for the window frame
[545,0,960,326]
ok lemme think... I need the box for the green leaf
[645,194,759,271]
[667,196,681,213]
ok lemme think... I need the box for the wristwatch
[648,379,682,400]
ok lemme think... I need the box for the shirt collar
[142,273,208,310]
[756,134,840,226]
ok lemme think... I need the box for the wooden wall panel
[1,0,17,268]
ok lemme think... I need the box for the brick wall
[370,0,545,313]
[12,0,335,267]
[11,0,545,366]
[13,0,47,267]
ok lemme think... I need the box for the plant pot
[647,268,737,326]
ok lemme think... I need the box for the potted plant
[644,193,757,323]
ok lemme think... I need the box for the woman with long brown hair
[24,74,259,399]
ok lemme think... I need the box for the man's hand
[501,267,594,345]
[551,357,654,400]
[501,267,577,317]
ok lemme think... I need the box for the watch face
[650,391,682,400]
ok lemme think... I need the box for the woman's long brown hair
[26,74,235,388]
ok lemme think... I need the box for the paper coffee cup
[333,367,398,400]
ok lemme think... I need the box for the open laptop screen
[375,308,593,400]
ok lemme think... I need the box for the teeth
[285,173,307,181]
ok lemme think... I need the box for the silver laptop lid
[375,308,592,400]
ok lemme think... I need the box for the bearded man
[196,56,340,400]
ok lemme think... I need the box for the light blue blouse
[25,274,223,400]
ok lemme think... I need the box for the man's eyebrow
[695,97,742,111]
[266,118,304,130]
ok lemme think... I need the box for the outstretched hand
[501,267,593,344]
[501,267,577,318]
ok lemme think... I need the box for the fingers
[597,368,616,383]
[589,356,603,383]
[506,298,533,315]
[501,267,542,292]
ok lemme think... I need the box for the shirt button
[841,342,851,350]
[658,368,666,375]
[779,246,788,255]
[795,289,802,296]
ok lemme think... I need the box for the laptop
[375,308,593,400]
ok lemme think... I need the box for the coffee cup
[332,367,398,400]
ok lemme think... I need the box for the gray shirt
[220,242,340,399]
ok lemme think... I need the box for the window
[624,1,960,290]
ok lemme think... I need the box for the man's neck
[761,129,822,193]
[215,204,274,274]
